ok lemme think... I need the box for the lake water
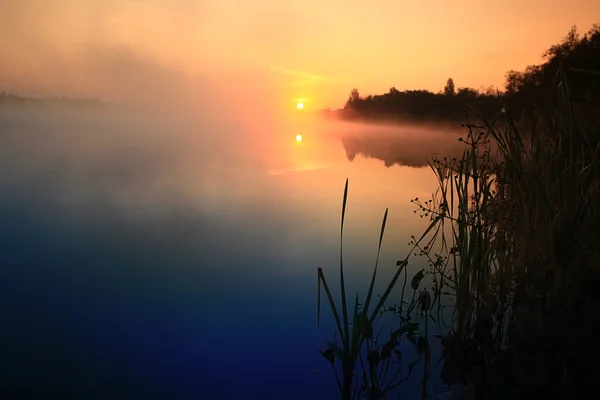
[0,108,464,399]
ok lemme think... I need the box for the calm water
[0,109,461,399]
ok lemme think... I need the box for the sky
[1,0,599,110]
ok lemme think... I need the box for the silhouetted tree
[505,70,524,94]
[502,23,600,117]
[444,78,456,96]
[544,25,579,60]
[457,87,478,98]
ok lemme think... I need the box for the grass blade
[318,267,344,337]
[369,215,441,321]
[340,179,350,346]
[358,208,389,346]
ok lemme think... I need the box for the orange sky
[1,0,599,110]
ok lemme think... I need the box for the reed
[411,65,600,397]
[318,61,600,397]
[317,178,444,399]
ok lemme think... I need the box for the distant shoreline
[0,92,106,110]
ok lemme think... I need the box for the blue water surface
[0,109,447,399]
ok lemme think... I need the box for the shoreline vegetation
[317,24,600,399]
[321,24,599,129]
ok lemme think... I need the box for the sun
[297,102,304,109]
[295,134,303,143]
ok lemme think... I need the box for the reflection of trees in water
[341,135,465,168]
[346,150,356,162]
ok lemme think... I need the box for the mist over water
[0,8,468,393]
[0,99,460,395]
[3,2,599,398]
[0,99,469,397]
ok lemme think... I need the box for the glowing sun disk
[296,134,303,142]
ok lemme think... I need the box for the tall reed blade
[339,179,350,346]
[357,208,388,347]
[318,267,344,336]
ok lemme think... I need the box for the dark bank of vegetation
[323,24,600,127]
[325,83,502,125]
[317,24,600,399]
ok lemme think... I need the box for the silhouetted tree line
[328,24,600,124]
[336,85,501,124]
[504,24,600,118]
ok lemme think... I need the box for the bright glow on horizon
[296,134,303,143]
[297,102,304,109]
[1,1,599,110]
